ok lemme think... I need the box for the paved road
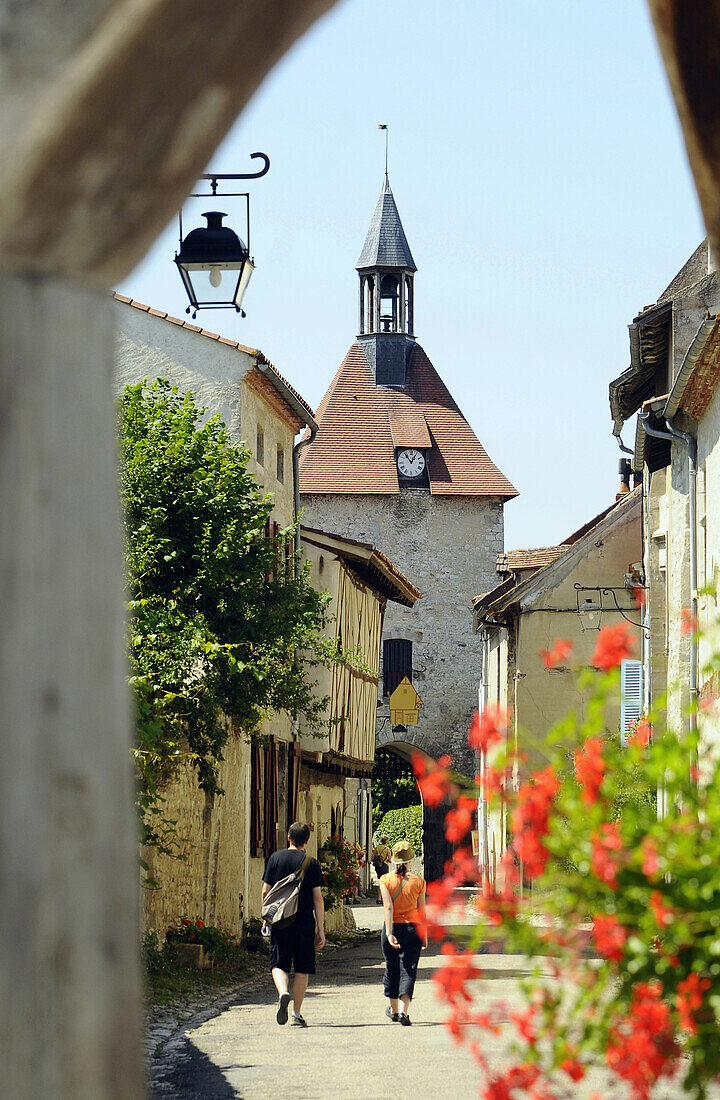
[149,930,544,1100]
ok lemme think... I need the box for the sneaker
[385,1006,400,1022]
[399,1013,412,1026]
[276,992,291,1025]
[290,1012,308,1027]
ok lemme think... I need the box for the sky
[116,0,705,553]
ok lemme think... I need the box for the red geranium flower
[538,637,573,669]
[677,973,711,1033]
[468,705,507,753]
[592,622,637,671]
[413,752,453,807]
[592,913,627,961]
[681,608,698,635]
[649,890,674,928]
[573,736,605,804]
[627,717,652,748]
[591,822,623,888]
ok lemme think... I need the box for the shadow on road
[152,1038,237,1099]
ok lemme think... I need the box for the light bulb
[209,266,222,288]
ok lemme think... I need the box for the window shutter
[620,659,643,745]
[383,639,412,696]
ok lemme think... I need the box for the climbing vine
[119,379,332,855]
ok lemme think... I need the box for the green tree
[120,380,331,853]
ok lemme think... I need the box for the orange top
[380,872,426,924]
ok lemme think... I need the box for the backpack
[261,852,312,929]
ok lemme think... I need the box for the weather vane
[379,123,389,176]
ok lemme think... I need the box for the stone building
[609,241,720,738]
[473,489,642,880]
[299,176,517,875]
[112,294,416,932]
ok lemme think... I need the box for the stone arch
[373,735,452,882]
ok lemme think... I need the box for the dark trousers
[381,923,422,1001]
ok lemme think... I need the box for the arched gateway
[299,176,517,878]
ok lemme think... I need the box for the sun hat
[390,840,414,864]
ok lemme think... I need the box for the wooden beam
[647,0,720,261]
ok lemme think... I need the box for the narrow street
[148,901,709,1100]
[149,933,521,1100]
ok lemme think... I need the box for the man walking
[261,821,325,1027]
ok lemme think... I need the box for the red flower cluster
[681,607,698,636]
[538,637,573,669]
[481,1064,540,1100]
[592,913,627,961]
[640,837,660,877]
[649,890,673,929]
[432,944,483,1006]
[560,1056,585,1082]
[592,622,637,671]
[468,705,508,753]
[573,737,605,804]
[627,717,652,748]
[511,766,559,879]
[676,973,711,1033]
[445,795,477,843]
[605,982,678,1100]
[412,751,453,807]
[591,822,623,888]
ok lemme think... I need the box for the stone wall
[141,727,254,938]
[300,491,505,774]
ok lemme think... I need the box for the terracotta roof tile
[111,293,315,426]
[497,546,571,573]
[299,342,517,498]
[388,390,432,448]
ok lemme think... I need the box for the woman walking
[379,840,427,1026]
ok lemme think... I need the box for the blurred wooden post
[0,1,337,1094]
[0,276,144,1097]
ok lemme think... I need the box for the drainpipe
[638,412,698,732]
[292,425,317,578]
[666,416,698,732]
[617,432,650,710]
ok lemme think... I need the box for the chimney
[616,457,632,500]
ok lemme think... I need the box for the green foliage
[461,648,720,1098]
[319,834,364,911]
[165,918,240,965]
[141,931,176,977]
[371,747,419,829]
[376,805,422,855]
[120,380,333,852]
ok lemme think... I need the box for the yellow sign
[389,676,423,726]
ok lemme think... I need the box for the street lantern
[175,211,254,317]
[578,597,601,632]
[174,154,269,319]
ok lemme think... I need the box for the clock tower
[299,177,517,878]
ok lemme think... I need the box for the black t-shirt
[263,848,324,930]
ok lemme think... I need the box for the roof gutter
[638,411,698,732]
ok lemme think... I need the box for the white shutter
[620,659,643,745]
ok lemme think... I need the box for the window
[620,659,643,745]
[276,445,284,483]
[256,424,264,466]
[383,638,412,697]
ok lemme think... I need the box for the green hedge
[375,805,422,856]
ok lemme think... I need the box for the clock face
[397,448,426,478]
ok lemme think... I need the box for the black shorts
[269,922,316,975]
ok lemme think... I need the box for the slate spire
[356,178,417,384]
[356,176,417,272]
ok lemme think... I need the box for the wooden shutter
[263,738,279,858]
[250,742,263,858]
[383,638,412,697]
[620,659,643,745]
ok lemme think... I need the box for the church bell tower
[356,175,416,387]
